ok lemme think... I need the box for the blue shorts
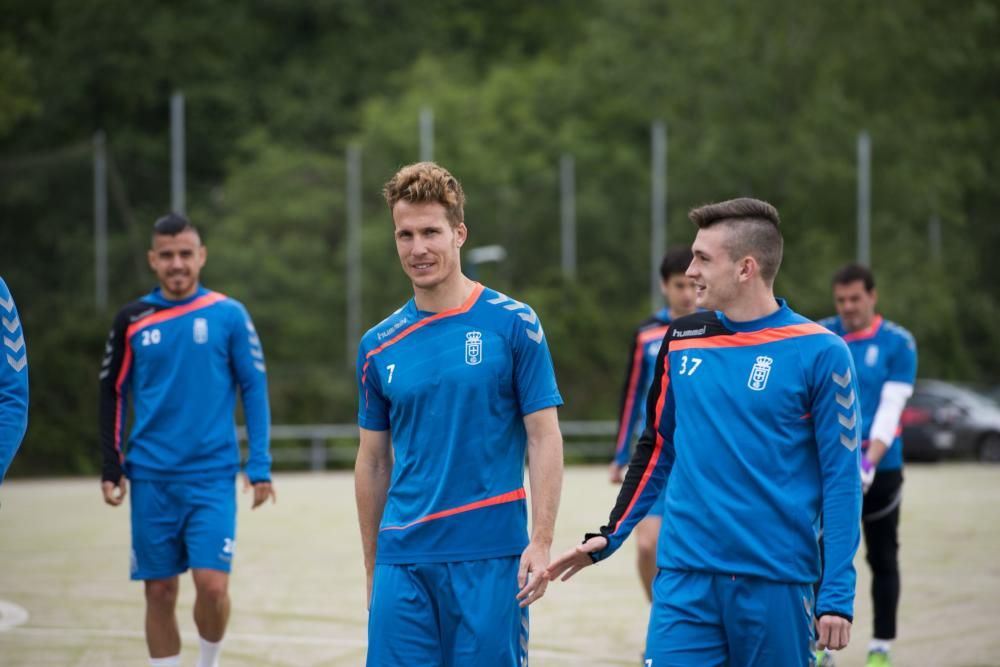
[645,569,815,666]
[129,478,236,580]
[367,557,528,667]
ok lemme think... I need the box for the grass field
[1,464,998,666]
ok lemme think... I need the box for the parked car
[900,379,1000,462]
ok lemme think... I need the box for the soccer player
[355,162,564,666]
[99,214,275,667]
[610,246,695,601]
[0,276,28,484]
[819,263,917,667]
[547,198,863,665]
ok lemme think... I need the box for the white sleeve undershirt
[869,381,915,447]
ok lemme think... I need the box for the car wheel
[977,433,1000,463]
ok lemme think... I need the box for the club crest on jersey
[193,317,209,344]
[465,331,483,365]
[865,344,879,367]
[747,355,774,391]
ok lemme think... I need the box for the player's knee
[865,549,898,575]
[636,530,658,561]
[145,579,180,608]
[194,575,229,606]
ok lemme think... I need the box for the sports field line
[6,624,633,664]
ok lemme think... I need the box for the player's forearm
[241,383,272,481]
[527,431,563,546]
[354,452,391,571]
[865,438,889,466]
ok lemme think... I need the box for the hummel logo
[835,389,856,409]
[832,369,852,388]
[0,295,13,312]
[129,308,155,323]
[526,327,544,343]
[672,326,707,338]
[840,433,858,451]
[2,316,18,334]
[6,354,26,372]
[518,311,538,325]
[838,412,857,430]
[4,334,24,353]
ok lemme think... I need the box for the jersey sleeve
[98,307,132,483]
[590,336,676,561]
[613,327,645,466]
[510,307,563,416]
[810,339,863,620]
[0,278,28,482]
[229,304,271,483]
[887,328,918,385]
[357,341,390,431]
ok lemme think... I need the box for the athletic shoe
[814,649,836,666]
[866,649,891,667]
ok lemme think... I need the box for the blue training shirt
[357,283,563,564]
[819,315,918,471]
[613,308,671,466]
[99,285,271,483]
[590,300,863,620]
[0,277,29,482]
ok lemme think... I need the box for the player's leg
[645,569,727,666]
[442,556,526,667]
[720,575,814,667]
[366,562,442,666]
[131,479,187,663]
[636,503,663,602]
[862,470,903,664]
[185,478,237,667]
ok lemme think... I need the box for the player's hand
[544,535,608,583]
[816,614,852,651]
[516,541,551,607]
[101,478,127,506]
[243,476,276,509]
[860,456,875,494]
[608,461,626,484]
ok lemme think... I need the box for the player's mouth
[411,262,435,271]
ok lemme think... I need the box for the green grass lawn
[1,464,998,666]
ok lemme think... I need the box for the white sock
[197,637,224,667]
[870,638,892,653]
[149,656,180,667]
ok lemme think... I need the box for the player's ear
[147,249,157,272]
[455,223,468,248]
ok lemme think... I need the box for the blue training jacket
[0,277,29,482]
[99,286,271,483]
[590,301,863,620]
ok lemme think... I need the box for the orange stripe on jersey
[380,487,526,532]
[842,315,883,343]
[670,322,832,351]
[114,291,228,459]
[125,292,228,339]
[613,352,670,535]
[615,324,669,456]
[361,283,484,396]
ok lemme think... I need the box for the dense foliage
[2,1,998,475]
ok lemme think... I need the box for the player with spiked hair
[355,162,564,666]
[548,198,863,664]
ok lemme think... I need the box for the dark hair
[660,246,693,280]
[832,262,875,292]
[383,162,465,227]
[153,212,199,238]
[688,197,783,284]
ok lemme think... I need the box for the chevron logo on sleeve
[832,367,858,450]
[487,292,545,343]
[1,292,26,373]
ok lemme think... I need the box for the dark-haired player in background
[99,213,275,667]
[819,264,917,667]
[610,246,695,601]
[548,198,863,665]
